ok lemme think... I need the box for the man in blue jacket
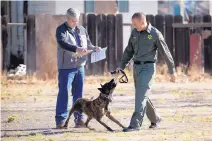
[55,8,100,128]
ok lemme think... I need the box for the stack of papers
[91,47,107,63]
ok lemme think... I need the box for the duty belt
[134,60,155,65]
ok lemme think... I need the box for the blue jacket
[56,22,96,69]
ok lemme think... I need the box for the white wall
[122,1,158,24]
[55,1,84,15]
[121,1,158,48]
[123,26,131,51]
[28,1,84,15]
[210,1,212,15]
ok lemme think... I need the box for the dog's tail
[64,99,84,127]
[64,106,75,127]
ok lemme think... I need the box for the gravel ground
[1,82,212,141]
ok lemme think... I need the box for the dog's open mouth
[110,78,117,88]
[98,78,118,102]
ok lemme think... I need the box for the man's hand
[170,73,177,82]
[95,46,101,52]
[76,47,87,53]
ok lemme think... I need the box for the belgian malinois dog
[64,78,125,131]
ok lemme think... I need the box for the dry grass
[1,64,212,87]
[155,64,212,83]
[7,114,19,123]
[87,64,212,84]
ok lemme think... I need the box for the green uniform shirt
[120,23,176,74]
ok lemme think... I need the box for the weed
[7,114,19,123]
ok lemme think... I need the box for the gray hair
[66,8,80,19]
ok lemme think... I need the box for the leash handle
[119,70,128,83]
[110,70,117,75]
[110,70,128,83]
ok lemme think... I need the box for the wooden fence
[25,14,123,77]
[1,14,212,77]
[85,14,212,75]
[146,14,212,73]
[84,14,123,75]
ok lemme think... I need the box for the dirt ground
[1,79,212,141]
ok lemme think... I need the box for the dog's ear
[100,84,103,87]
[98,88,102,92]
[98,88,105,93]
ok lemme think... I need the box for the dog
[64,78,125,131]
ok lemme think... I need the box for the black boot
[123,126,140,132]
[149,117,162,129]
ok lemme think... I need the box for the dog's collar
[100,93,112,102]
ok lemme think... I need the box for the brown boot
[56,120,67,129]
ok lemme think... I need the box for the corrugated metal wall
[55,1,84,14]
[28,1,56,15]
[10,1,24,56]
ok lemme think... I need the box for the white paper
[91,47,107,63]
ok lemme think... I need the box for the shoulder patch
[131,34,136,38]
[150,26,164,40]
[130,28,137,38]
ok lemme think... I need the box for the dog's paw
[90,128,96,131]
[87,126,95,131]
[107,128,115,132]
[64,124,68,129]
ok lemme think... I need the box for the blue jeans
[55,67,84,126]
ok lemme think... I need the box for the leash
[99,70,128,102]
[110,69,128,83]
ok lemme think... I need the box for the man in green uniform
[116,12,177,132]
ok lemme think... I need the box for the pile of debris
[8,64,26,79]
